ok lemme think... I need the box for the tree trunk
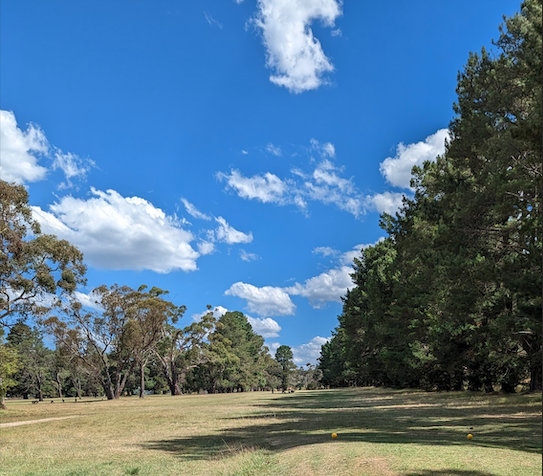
[530,364,542,391]
[37,374,44,401]
[0,396,6,410]
[56,373,64,400]
[139,361,145,399]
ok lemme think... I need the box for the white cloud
[366,191,405,215]
[253,0,342,93]
[198,241,216,255]
[310,138,335,158]
[214,216,253,244]
[52,150,95,189]
[204,11,223,29]
[241,149,249,155]
[240,249,259,261]
[330,28,342,37]
[267,341,281,356]
[217,169,288,204]
[73,290,103,311]
[292,336,330,365]
[217,149,364,218]
[312,246,339,258]
[247,316,281,338]
[192,305,229,322]
[225,282,295,317]
[265,143,282,156]
[379,129,449,189]
[0,109,93,187]
[32,188,199,273]
[287,265,354,307]
[181,198,212,221]
[0,109,48,184]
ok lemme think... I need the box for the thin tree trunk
[139,361,145,398]
[56,373,64,399]
[37,374,44,401]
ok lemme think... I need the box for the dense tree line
[319,1,542,393]
[0,184,311,407]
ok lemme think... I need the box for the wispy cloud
[240,249,259,262]
[265,143,282,156]
[0,109,93,188]
[181,198,212,221]
[204,11,223,29]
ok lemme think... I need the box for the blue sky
[0,0,520,364]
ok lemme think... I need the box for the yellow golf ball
[331,433,338,439]
[467,434,473,440]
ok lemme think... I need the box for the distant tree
[7,323,54,401]
[44,284,178,400]
[124,285,184,398]
[0,181,86,328]
[275,345,295,391]
[153,307,215,395]
[0,329,21,409]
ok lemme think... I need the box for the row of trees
[0,181,321,408]
[319,1,541,392]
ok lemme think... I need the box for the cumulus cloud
[225,282,295,317]
[253,0,342,93]
[247,316,281,338]
[217,169,288,204]
[0,109,94,188]
[380,129,449,189]
[292,336,330,365]
[197,241,216,255]
[0,109,48,184]
[181,198,212,221]
[214,216,253,244]
[192,305,229,322]
[287,265,354,307]
[366,191,406,215]
[32,188,200,273]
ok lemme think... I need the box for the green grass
[0,388,541,476]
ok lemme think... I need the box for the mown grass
[0,388,541,476]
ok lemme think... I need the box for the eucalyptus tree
[153,307,215,395]
[0,181,86,328]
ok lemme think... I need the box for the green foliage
[275,345,295,390]
[0,181,87,327]
[320,1,542,393]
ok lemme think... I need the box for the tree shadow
[401,471,497,476]
[140,388,542,462]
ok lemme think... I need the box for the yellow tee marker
[331,433,338,439]
[467,434,473,440]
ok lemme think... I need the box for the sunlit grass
[0,388,541,476]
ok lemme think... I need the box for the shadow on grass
[401,471,497,476]
[141,388,542,461]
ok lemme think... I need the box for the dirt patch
[0,415,82,428]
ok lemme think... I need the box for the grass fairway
[0,388,541,476]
